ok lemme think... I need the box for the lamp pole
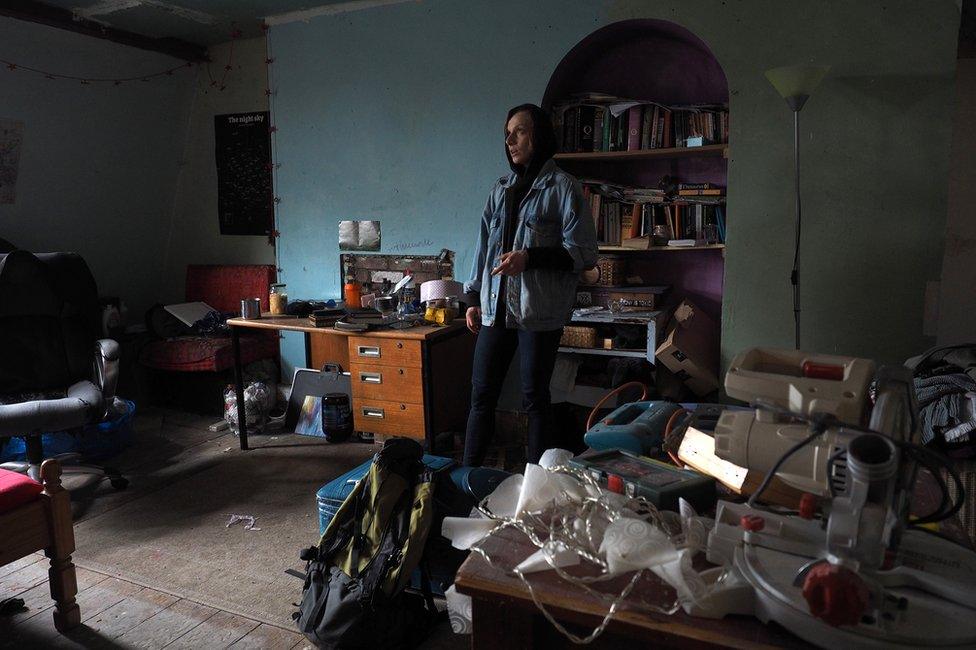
[765,64,829,352]
[792,108,801,350]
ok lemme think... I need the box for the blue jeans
[463,322,563,466]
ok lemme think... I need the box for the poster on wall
[0,119,24,205]
[214,111,273,235]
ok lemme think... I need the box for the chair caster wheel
[110,477,129,490]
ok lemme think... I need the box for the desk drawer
[349,362,423,404]
[348,336,422,368]
[354,399,425,439]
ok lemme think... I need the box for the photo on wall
[214,111,274,235]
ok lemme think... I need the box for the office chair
[0,250,127,489]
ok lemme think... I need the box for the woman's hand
[491,249,528,276]
[466,306,482,333]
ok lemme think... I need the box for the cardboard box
[655,300,719,395]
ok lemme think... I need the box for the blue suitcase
[315,454,509,594]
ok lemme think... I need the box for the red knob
[799,493,817,520]
[607,474,625,494]
[740,514,765,532]
[802,563,870,627]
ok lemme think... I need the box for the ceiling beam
[0,0,209,62]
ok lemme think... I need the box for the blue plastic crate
[0,399,136,463]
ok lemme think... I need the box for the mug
[240,298,262,319]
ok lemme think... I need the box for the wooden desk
[226,315,474,451]
[454,525,812,649]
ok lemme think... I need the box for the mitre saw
[687,348,976,649]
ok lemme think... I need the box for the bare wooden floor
[0,553,309,649]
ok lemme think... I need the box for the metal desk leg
[232,326,248,451]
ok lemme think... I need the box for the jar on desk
[270,283,288,315]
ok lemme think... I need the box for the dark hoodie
[490,104,574,325]
[501,104,573,276]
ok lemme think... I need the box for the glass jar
[269,283,288,315]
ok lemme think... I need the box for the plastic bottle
[400,277,416,314]
[343,274,361,310]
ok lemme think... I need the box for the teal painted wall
[0,17,195,321]
[270,0,959,373]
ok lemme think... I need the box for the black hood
[505,103,557,175]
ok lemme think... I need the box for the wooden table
[226,315,474,451]
[454,525,813,649]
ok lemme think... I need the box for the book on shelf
[553,95,729,154]
[583,179,726,246]
[677,188,724,196]
[626,105,642,151]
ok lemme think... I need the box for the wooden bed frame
[0,459,80,631]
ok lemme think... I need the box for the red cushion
[0,468,43,513]
[185,265,276,314]
[140,333,279,373]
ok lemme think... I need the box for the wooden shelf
[554,144,727,162]
[598,244,725,253]
[557,346,648,358]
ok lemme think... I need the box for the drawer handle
[362,407,385,419]
[396,342,403,349]
[399,404,406,410]
[360,372,382,384]
[357,345,381,358]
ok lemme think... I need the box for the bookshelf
[542,18,729,403]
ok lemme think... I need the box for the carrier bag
[294,438,439,649]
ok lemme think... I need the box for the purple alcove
[543,19,729,321]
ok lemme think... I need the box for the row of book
[554,95,729,154]
[583,182,727,246]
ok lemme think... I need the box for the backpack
[294,438,439,648]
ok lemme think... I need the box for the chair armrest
[94,339,120,404]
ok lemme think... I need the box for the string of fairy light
[0,26,245,87]
[3,21,282,245]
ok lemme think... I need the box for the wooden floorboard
[0,553,44,580]
[115,599,218,649]
[71,587,178,643]
[1,566,107,629]
[1,562,310,649]
[228,622,305,649]
[162,610,259,649]
[0,557,50,596]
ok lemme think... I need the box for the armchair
[0,251,126,488]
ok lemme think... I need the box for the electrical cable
[663,407,689,466]
[747,426,827,509]
[585,381,649,432]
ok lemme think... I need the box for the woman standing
[463,104,598,466]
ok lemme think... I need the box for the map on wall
[0,119,24,205]
[214,112,273,235]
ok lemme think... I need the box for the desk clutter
[434,347,976,650]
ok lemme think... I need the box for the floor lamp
[764,64,830,350]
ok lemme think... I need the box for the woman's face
[505,111,534,167]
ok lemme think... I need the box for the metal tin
[240,297,262,319]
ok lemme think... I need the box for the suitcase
[315,455,509,594]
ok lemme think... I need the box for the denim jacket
[465,159,598,331]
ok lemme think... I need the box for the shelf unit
[542,18,729,400]
[554,143,727,162]
[557,346,647,358]
[598,244,726,253]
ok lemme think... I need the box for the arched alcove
[543,19,730,325]
[542,19,728,110]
